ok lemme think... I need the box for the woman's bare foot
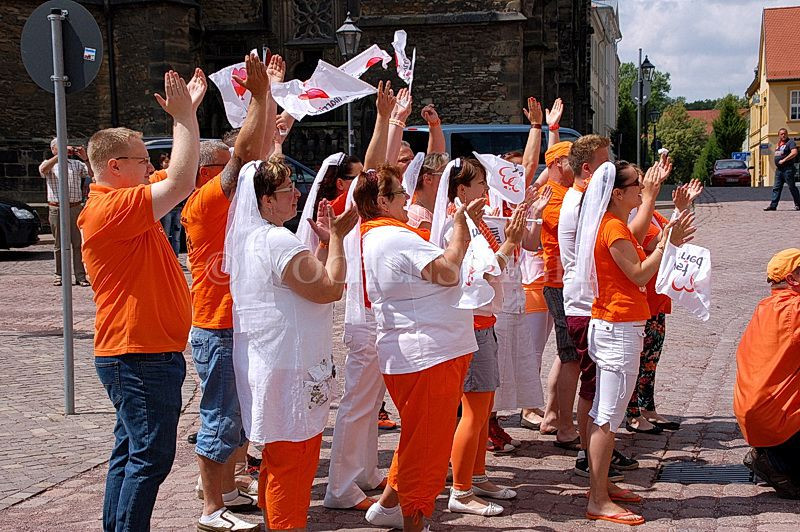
[641,409,670,424]
[627,415,657,432]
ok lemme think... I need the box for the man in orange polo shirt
[78,69,204,532]
[736,249,800,499]
[181,53,283,531]
[539,141,581,448]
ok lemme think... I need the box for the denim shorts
[190,326,246,463]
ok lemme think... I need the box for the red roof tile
[764,6,800,81]
[687,109,748,135]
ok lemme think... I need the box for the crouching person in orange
[355,166,480,531]
[225,156,358,530]
[734,249,800,500]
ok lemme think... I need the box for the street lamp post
[636,50,655,167]
[336,12,362,156]
[649,108,662,164]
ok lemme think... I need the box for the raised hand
[232,53,269,98]
[375,80,396,117]
[546,98,563,126]
[656,156,673,183]
[464,197,486,226]
[392,87,413,122]
[330,206,359,239]
[266,53,286,84]
[504,203,527,246]
[642,164,664,199]
[530,184,552,218]
[421,103,440,125]
[685,178,703,204]
[523,97,543,126]
[672,185,690,212]
[661,210,696,248]
[155,70,193,119]
[186,68,207,110]
[307,198,331,244]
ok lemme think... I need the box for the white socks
[199,507,225,523]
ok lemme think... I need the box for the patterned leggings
[626,313,666,418]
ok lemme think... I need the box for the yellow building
[746,6,800,187]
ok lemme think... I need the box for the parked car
[144,138,318,232]
[711,159,751,187]
[404,123,582,177]
[0,198,41,249]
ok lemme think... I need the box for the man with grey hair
[39,138,92,286]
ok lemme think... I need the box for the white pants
[493,311,552,411]
[587,319,645,432]
[324,312,385,508]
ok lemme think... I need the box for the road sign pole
[637,48,642,167]
[48,7,75,415]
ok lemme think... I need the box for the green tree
[692,133,724,183]
[685,95,748,110]
[657,102,708,182]
[615,62,672,161]
[712,94,748,158]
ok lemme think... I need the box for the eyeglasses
[382,186,408,198]
[273,182,297,194]
[115,156,150,164]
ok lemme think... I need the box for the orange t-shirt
[643,211,672,316]
[181,175,232,329]
[524,277,548,313]
[591,213,651,323]
[540,180,569,288]
[149,170,167,184]
[734,289,800,447]
[330,191,347,215]
[78,183,191,356]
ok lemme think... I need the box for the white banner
[473,152,526,205]
[208,57,254,128]
[655,242,711,321]
[339,44,392,79]
[452,200,501,309]
[392,30,416,89]
[272,60,377,121]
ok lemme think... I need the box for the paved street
[0,189,798,530]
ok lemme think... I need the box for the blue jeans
[95,352,186,532]
[770,167,800,208]
[160,207,182,256]
[190,327,245,463]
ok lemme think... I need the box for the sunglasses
[616,180,641,190]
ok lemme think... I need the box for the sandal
[586,510,645,525]
[554,436,581,451]
[586,489,642,503]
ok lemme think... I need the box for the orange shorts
[258,433,323,530]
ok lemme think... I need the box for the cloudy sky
[617,1,792,102]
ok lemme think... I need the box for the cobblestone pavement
[1,191,798,531]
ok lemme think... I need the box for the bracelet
[548,123,559,131]
[496,251,511,265]
[388,118,406,128]
[531,123,542,130]
[319,240,329,249]
[427,119,441,127]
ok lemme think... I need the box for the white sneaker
[224,489,258,510]
[447,490,503,516]
[472,484,517,500]
[197,509,259,531]
[365,501,404,529]
[245,479,258,496]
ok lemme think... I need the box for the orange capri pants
[258,433,323,530]
[384,354,472,519]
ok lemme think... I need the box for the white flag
[340,44,392,79]
[655,242,711,321]
[272,60,377,121]
[452,200,501,310]
[473,152,526,205]
[209,59,253,128]
[392,30,415,89]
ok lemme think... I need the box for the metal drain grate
[657,462,755,484]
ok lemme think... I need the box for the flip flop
[586,510,645,525]
[651,420,681,430]
[553,436,581,451]
[585,489,642,503]
[520,417,541,430]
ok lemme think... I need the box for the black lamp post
[336,13,362,155]
[636,51,656,166]
[649,108,662,164]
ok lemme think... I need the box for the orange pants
[451,391,494,491]
[258,433,323,530]
[384,354,471,519]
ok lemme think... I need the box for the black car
[0,198,41,249]
[144,138,317,232]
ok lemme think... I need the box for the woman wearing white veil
[575,161,694,526]
[224,156,357,531]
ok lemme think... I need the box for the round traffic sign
[20,0,103,94]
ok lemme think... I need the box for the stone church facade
[1,0,591,204]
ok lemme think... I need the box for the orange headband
[545,141,573,167]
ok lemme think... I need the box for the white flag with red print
[655,242,711,321]
[339,44,392,79]
[452,199,502,310]
[271,60,377,121]
[209,57,254,128]
[472,152,526,205]
[392,30,416,89]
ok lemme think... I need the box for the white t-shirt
[362,225,478,375]
[559,187,592,317]
[233,225,335,444]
